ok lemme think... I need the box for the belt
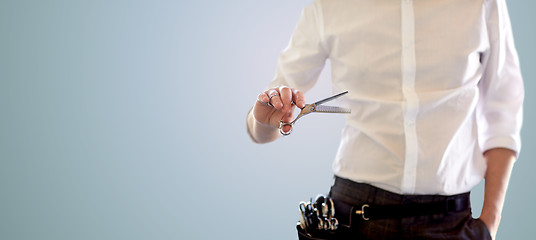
[333,193,470,224]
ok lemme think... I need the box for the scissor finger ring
[279,121,293,135]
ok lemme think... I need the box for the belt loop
[369,184,378,203]
[445,197,454,214]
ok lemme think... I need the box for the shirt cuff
[481,136,521,158]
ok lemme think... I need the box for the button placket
[400,0,419,194]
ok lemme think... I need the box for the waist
[329,176,471,224]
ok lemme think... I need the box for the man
[247,0,523,239]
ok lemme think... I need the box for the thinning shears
[279,91,351,135]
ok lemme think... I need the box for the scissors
[279,91,351,135]
[298,195,339,235]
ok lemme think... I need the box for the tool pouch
[296,195,339,240]
[297,224,338,240]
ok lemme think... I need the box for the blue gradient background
[0,0,534,239]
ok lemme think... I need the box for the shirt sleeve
[268,1,329,91]
[477,0,524,155]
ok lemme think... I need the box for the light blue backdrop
[1,0,534,239]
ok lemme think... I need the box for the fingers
[279,86,293,113]
[256,90,283,109]
[292,89,305,109]
[257,92,270,107]
[260,86,304,110]
[267,89,282,109]
[258,87,294,111]
[254,85,305,129]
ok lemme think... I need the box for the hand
[254,86,305,133]
[478,216,498,240]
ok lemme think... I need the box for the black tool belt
[297,193,471,239]
[334,192,470,226]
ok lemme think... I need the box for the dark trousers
[328,177,491,240]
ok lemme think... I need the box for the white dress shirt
[267,0,524,195]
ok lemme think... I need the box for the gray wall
[1,0,534,239]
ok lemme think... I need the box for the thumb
[280,112,294,134]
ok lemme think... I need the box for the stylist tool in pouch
[297,195,339,240]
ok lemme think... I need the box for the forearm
[246,108,280,144]
[479,148,516,239]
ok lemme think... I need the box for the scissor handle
[278,104,316,136]
[279,121,294,135]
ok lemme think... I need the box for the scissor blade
[315,105,351,114]
[314,91,349,106]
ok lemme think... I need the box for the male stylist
[247,0,523,239]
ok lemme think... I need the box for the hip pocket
[470,218,492,240]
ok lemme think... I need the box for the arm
[247,2,328,143]
[477,3,523,237]
[479,148,516,240]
